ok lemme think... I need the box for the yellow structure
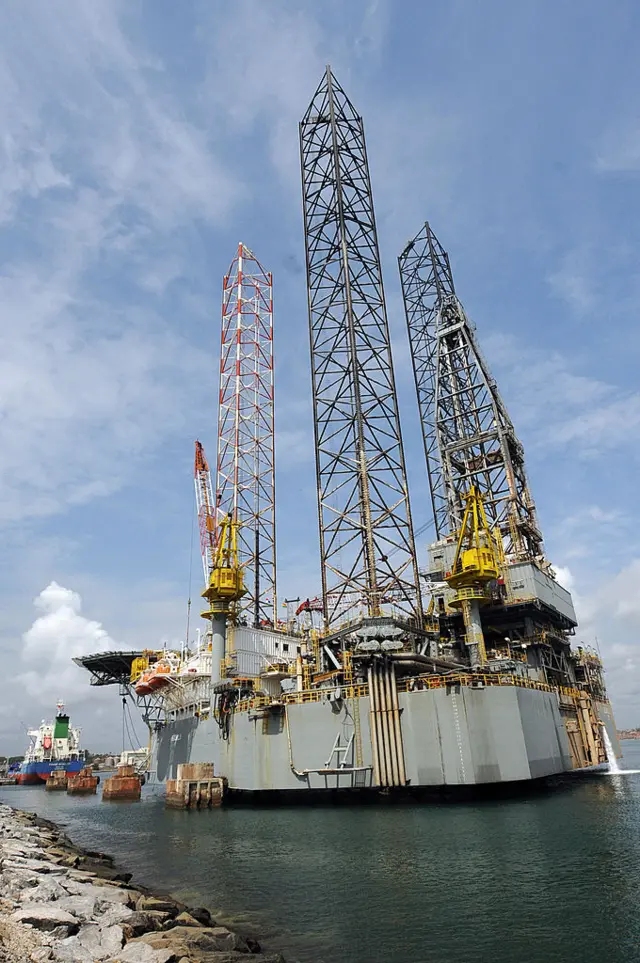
[447,487,501,667]
[201,512,246,620]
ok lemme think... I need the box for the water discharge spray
[600,725,640,775]
[601,726,621,773]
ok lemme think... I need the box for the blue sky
[1,0,640,750]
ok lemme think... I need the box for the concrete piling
[67,766,99,795]
[45,770,68,791]
[102,763,142,801]
[165,762,225,809]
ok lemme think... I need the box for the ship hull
[150,682,620,795]
[16,761,85,786]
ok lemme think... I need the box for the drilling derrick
[216,243,276,629]
[398,223,578,679]
[398,223,543,560]
[300,66,422,629]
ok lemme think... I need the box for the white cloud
[548,261,594,313]
[485,334,640,460]
[553,565,574,593]
[18,581,116,702]
[0,2,240,524]
[574,560,640,727]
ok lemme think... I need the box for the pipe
[389,662,407,786]
[392,653,467,672]
[377,663,392,786]
[210,615,227,685]
[376,665,392,787]
[370,663,388,786]
[383,663,400,786]
[323,645,342,670]
[367,665,381,787]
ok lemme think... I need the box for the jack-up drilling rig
[76,70,619,796]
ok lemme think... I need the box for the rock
[3,856,65,874]
[108,942,180,962]
[192,956,285,963]
[51,945,94,963]
[60,877,105,897]
[79,859,133,882]
[121,910,167,938]
[10,903,80,933]
[2,841,41,857]
[53,922,124,962]
[97,888,136,907]
[137,925,249,953]
[78,856,133,883]
[100,902,135,927]
[61,877,133,905]
[20,877,69,902]
[30,949,53,962]
[83,849,115,864]
[246,937,262,953]
[66,868,99,881]
[162,911,204,929]
[93,877,140,891]
[136,895,180,916]
[0,869,42,897]
[138,909,174,926]
[54,894,98,920]
[188,906,214,926]
[45,847,80,866]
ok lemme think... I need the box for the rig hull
[151,681,619,795]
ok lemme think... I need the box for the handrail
[231,675,589,713]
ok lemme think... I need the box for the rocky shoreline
[0,804,286,963]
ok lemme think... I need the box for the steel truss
[300,66,422,627]
[399,223,543,560]
[216,243,276,627]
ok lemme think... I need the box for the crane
[194,440,218,585]
[446,487,501,668]
[201,512,246,683]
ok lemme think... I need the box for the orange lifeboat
[134,656,179,697]
[134,671,153,696]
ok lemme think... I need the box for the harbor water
[3,743,640,963]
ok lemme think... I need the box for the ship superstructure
[77,67,619,796]
[17,701,84,785]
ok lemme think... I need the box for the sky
[1,0,639,751]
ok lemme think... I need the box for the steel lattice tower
[216,243,276,627]
[300,66,422,627]
[398,222,543,560]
